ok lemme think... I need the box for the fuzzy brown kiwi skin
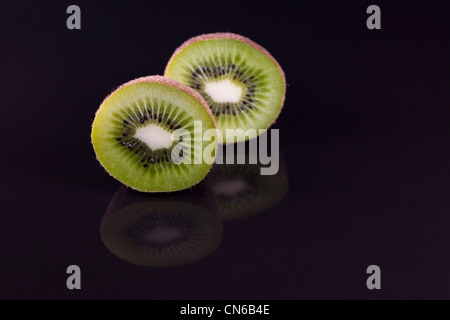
[164,33,287,127]
[93,75,216,129]
[91,76,218,192]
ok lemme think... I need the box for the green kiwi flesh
[91,76,217,192]
[101,188,222,267]
[165,33,286,144]
[207,158,288,220]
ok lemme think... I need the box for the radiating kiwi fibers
[165,33,286,143]
[207,155,288,220]
[91,76,217,192]
[116,101,185,166]
[101,201,222,267]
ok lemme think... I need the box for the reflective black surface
[1,1,449,299]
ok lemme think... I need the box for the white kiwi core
[134,124,173,150]
[212,180,246,196]
[144,227,181,243]
[204,79,242,103]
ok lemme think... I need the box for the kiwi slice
[101,186,222,267]
[207,152,288,220]
[165,33,286,143]
[91,76,217,192]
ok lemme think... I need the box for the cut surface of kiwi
[101,187,222,267]
[92,76,217,192]
[207,153,288,220]
[165,33,286,143]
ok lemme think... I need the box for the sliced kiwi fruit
[207,150,288,220]
[101,186,222,267]
[165,33,286,144]
[91,76,217,192]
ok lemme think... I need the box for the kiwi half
[207,151,288,220]
[165,33,286,144]
[91,76,217,192]
[101,186,222,267]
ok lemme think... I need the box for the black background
[1,0,449,299]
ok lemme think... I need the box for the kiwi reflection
[101,152,288,267]
[207,152,288,220]
[101,186,222,267]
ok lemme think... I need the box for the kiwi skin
[94,76,216,127]
[91,75,217,192]
[164,33,287,142]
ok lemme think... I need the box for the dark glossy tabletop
[1,1,449,299]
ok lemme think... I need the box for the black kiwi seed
[120,142,126,146]
[123,120,129,125]
[116,138,122,141]
[143,164,148,168]
[150,158,155,164]
[183,60,263,119]
[144,115,148,121]
[140,119,144,124]
[170,125,174,130]
[122,132,128,137]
